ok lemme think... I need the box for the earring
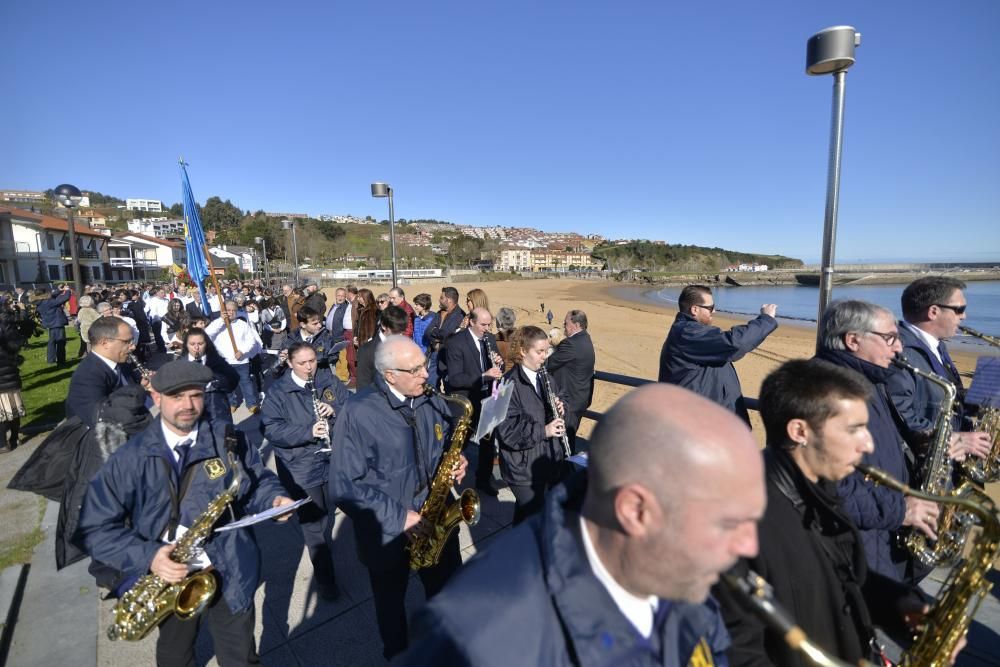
[797,440,807,448]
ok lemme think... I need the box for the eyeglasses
[695,303,716,312]
[110,337,134,345]
[935,303,967,315]
[866,330,898,347]
[378,299,388,304]
[389,359,430,376]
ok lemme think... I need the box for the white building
[115,233,186,271]
[0,206,109,284]
[127,218,185,238]
[126,198,163,212]
[209,245,256,274]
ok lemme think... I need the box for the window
[92,266,101,280]
[46,234,54,251]
[48,265,60,280]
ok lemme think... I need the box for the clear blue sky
[3,0,998,263]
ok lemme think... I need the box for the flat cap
[150,359,214,394]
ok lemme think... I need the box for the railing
[109,257,157,268]
[581,370,758,424]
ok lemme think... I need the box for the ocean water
[630,281,1000,357]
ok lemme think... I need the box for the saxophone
[108,448,243,641]
[859,464,1000,667]
[407,385,481,570]
[961,407,1000,483]
[892,355,986,567]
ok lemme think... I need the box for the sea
[619,280,1000,358]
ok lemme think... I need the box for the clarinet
[127,353,153,380]
[307,372,331,448]
[538,363,571,458]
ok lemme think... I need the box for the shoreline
[613,269,1000,289]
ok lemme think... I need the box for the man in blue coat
[261,341,350,599]
[658,285,778,426]
[76,359,294,666]
[328,336,467,660]
[398,383,765,667]
[35,284,71,364]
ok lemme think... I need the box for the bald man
[397,384,766,666]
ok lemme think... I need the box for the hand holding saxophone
[949,431,992,462]
[450,454,469,485]
[903,497,940,540]
[151,544,188,584]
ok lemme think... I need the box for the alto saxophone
[859,464,1000,667]
[892,355,987,567]
[407,385,481,570]
[957,325,1000,483]
[108,448,243,641]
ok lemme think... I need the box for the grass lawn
[20,325,83,433]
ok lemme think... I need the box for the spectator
[76,295,101,357]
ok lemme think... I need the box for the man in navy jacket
[398,383,765,667]
[328,336,467,660]
[35,285,71,364]
[65,317,146,428]
[76,359,293,666]
[659,285,777,426]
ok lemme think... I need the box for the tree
[201,196,243,230]
[447,236,484,267]
[168,202,184,217]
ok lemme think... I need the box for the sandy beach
[330,277,980,440]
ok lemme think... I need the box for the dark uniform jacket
[818,349,910,582]
[429,306,466,381]
[261,369,350,489]
[75,417,287,613]
[193,351,239,425]
[37,290,71,328]
[65,353,143,428]
[327,375,453,570]
[355,334,383,390]
[658,312,777,424]
[496,365,567,488]
[280,326,341,371]
[716,449,912,667]
[443,328,498,404]
[399,472,732,667]
[546,330,596,431]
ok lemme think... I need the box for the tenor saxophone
[859,464,1000,667]
[892,355,986,567]
[961,406,1000,483]
[407,385,481,570]
[107,449,243,641]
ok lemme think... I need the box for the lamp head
[806,26,861,75]
[54,183,83,208]
[371,182,391,198]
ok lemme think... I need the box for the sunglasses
[695,303,716,312]
[935,303,967,315]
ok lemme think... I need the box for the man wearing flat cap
[77,359,295,666]
[303,280,327,315]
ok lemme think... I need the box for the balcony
[109,257,158,268]
[60,250,101,260]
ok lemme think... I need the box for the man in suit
[545,309,595,453]
[444,307,502,495]
[887,276,991,470]
[185,289,208,321]
[428,287,466,387]
[66,317,150,428]
[35,285,72,364]
[356,305,409,390]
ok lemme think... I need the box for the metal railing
[581,370,758,424]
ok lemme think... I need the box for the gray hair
[819,300,894,351]
[496,307,517,332]
[78,295,94,308]
[374,335,418,375]
[97,301,111,314]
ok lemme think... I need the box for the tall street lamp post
[255,236,270,285]
[282,219,299,285]
[806,25,861,348]
[53,184,84,296]
[371,182,398,288]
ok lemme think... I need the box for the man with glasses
[66,317,150,427]
[888,277,992,469]
[816,300,940,584]
[328,336,467,660]
[658,284,778,425]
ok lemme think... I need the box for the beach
[329,277,981,440]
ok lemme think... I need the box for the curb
[0,564,29,666]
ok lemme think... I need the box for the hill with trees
[591,241,803,273]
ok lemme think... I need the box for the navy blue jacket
[819,349,910,582]
[261,368,350,489]
[327,375,454,569]
[37,290,71,328]
[198,351,239,425]
[658,312,777,424]
[76,417,287,613]
[496,365,567,488]
[65,353,144,428]
[398,473,731,667]
[429,306,466,380]
[327,301,348,342]
[280,326,342,371]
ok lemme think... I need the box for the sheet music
[965,357,1000,407]
[472,378,514,443]
[214,497,312,532]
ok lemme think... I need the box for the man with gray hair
[205,300,263,414]
[546,309,595,452]
[328,335,468,660]
[397,383,765,665]
[816,300,940,583]
[388,286,415,338]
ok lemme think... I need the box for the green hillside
[591,241,803,273]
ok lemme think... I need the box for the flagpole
[202,244,238,353]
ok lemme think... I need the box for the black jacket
[399,472,732,667]
[545,330,595,430]
[355,334,382,390]
[190,351,239,425]
[495,365,566,488]
[429,307,466,380]
[443,328,498,406]
[715,449,912,667]
[303,290,327,316]
[0,316,32,391]
[65,353,144,428]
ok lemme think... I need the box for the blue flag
[180,160,211,312]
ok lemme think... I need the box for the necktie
[174,439,192,476]
[480,337,490,371]
[115,365,127,388]
[536,372,544,398]
[938,341,964,389]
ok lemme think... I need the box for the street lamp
[371,182,398,288]
[255,236,270,285]
[53,184,84,296]
[282,219,299,286]
[806,25,861,346]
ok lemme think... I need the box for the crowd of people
[8,273,996,665]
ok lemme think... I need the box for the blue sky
[3,1,998,263]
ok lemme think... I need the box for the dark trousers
[156,594,259,667]
[510,483,547,525]
[301,484,336,588]
[367,535,462,660]
[229,363,259,410]
[0,418,19,450]
[475,434,496,487]
[47,327,66,364]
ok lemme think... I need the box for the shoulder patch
[435,423,444,441]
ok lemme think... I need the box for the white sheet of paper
[472,378,515,443]
[214,497,312,532]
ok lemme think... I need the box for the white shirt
[290,372,310,389]
[468,328,486,371]
[159,422,211,568]
[204,318,262,365]
[94,351,120,375]
[902,320,944,365]
[579,514,659,637]
[186,353,206,365]
[147,296,169,320]
[387,383,409,405]
[521,364,540,395]
[342,301,354,330]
